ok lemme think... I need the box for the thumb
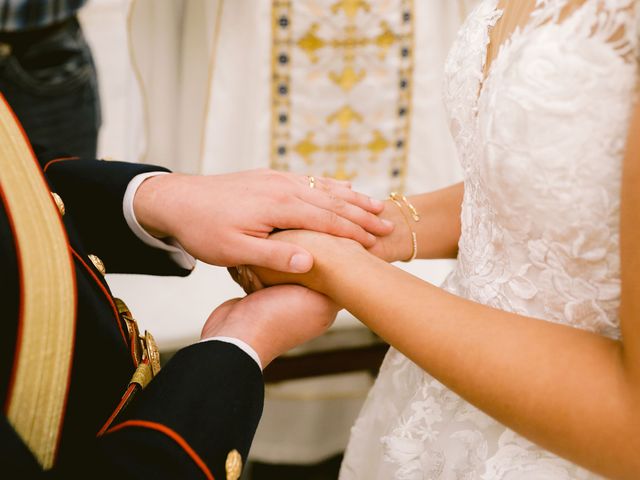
[240,236,314,273]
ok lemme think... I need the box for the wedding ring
[308,176,316,189]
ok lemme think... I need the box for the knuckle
[274,190,293,205]
[339,191,358,207]
[325,211,340,229]
[330,195,346,212]
[265,169,284,183]
[362,211,378,228]
[274,193,287,206]
[352,191,368,205]
[267,171,281,183]
[217,243,235,266]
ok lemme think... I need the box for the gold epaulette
[0,95,76,469]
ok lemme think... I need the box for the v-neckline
[480,0,544,85]
[476,0,549,106]
[475,0,505,109]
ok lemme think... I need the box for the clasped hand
[133,169,393,273]
[215,201,411,366]
[133,169,399,365]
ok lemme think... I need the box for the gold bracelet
[389,191,420,222]
[389,197,418,262]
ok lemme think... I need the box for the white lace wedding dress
[339,1,639,478]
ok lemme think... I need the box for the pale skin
[133,168,394,273]
[234,99,640,479]
[201,285,339,367]
[130,169,368,365]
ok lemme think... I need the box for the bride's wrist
[306,235,362,287]
[381,199,415,263]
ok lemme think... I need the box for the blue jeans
[0,17,100,159]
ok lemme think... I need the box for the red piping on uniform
[96,383,138,437]
[70,248,128,345]
[106,420,215,480]
[43,156,80,172]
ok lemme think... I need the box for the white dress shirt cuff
[123,172,196,271]
[199,336,263,371]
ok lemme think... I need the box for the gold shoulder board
[0,95,76,469]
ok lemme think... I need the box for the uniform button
[144,330,161,377]
[225,449,242,480]
[0,43,11,57]
[51,192,65,216]
[88,254,106,276]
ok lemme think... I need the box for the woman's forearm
[310,250,639,479]
[409,182,463,259]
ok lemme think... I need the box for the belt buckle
[114,298,161,379]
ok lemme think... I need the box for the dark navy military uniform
[0,151,263,478]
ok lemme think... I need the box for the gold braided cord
[0,97,76,470]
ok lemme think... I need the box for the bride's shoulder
[549,0,640,63]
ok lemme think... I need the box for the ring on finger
[308,175,316,189]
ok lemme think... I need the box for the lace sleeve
[584,0,638,61]
[530,1,636,61]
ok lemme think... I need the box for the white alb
[340,0,639,478]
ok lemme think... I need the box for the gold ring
[308,176,316,189]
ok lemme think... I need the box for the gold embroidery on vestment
[271,0,414,191]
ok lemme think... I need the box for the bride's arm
[255,104,640,479]
[372,182,463,262]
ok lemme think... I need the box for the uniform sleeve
[41,155,192,276]
[93,341,264,479]
[1,342,264,479]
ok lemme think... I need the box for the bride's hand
[366,199,414,263]
[229,200,412,293]
[230,230,366,294]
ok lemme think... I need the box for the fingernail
[290,253,313,273]
[370,198,384,210]
[382,219,394,229]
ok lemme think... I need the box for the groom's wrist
[199,337,263,370]
[133,172,182,239]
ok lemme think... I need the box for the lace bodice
[340,1,639,478]
[442,0,637,339]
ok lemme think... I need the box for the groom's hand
[133,169,393,273]
[201,285,339,367]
